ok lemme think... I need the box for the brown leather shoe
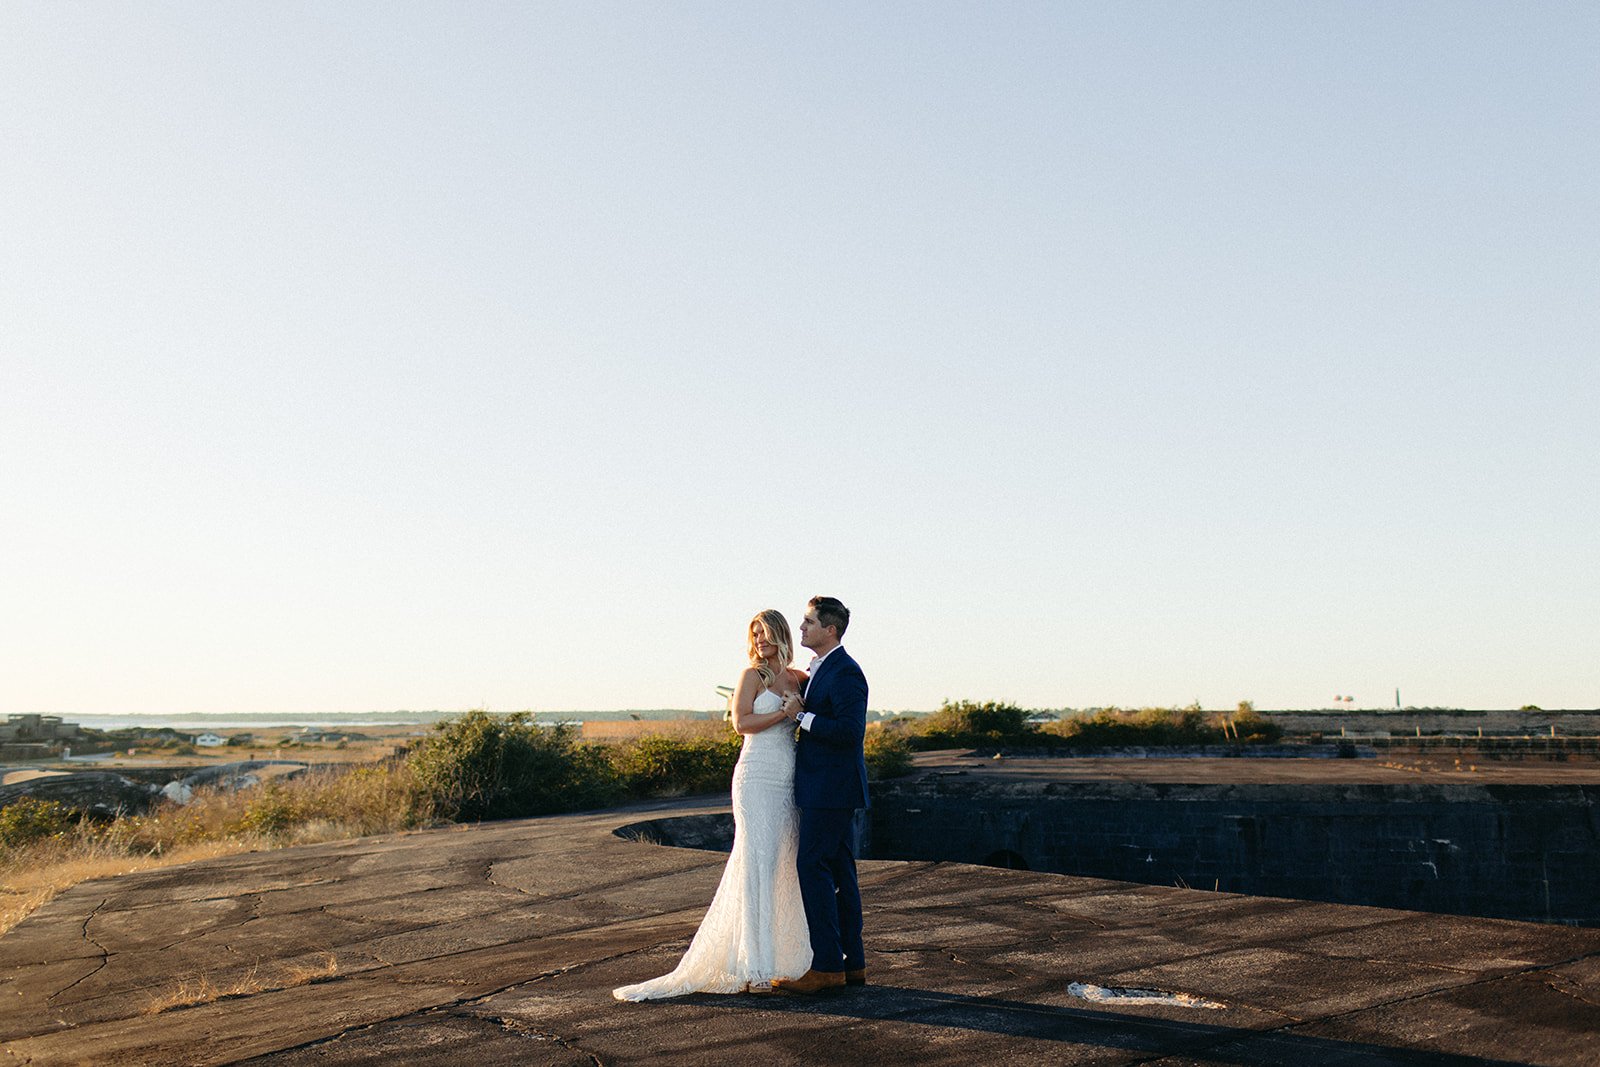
[772,969,846,994]
[845,968,867,986]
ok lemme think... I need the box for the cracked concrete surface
[2,792,1598,1065]
[43,898,109,1005]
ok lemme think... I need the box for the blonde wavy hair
[746,609,793,689]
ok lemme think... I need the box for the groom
[773,595,869,994]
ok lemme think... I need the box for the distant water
[72,715,444,731]
[69,710,714,731]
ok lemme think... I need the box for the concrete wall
[1261,709,1600,737]
[869,773,1600,926]
[0,715,79,742]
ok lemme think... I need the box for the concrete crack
[1020,897,1108,928]
[946,950,1030,980]
[230,944,652,1060]
[1537,972,1600,1010]
[482,1013,606,1066]
[101,875,347,919]
[515,861,725,911]
[247,1013,391,1058]
[150,892,264,953]
[857,862,941,889]
[46,898,109,1003]
[466,938,671,1001]
[484,860,537,898]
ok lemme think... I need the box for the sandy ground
[38,724,427,771]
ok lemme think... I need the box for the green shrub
[1041,704,1283,747]
[0,797,75,851]
[236,782,299,838]
[406,711,623,821]
[609,733,742,797]
[911,700,1040,750]
[864,724,913,779]
[1228,709,1283,743]
[1045,705,1216,747]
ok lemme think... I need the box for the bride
[612,610,812,999]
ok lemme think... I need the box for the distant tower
[1395,688,1401,709]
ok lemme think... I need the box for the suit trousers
[796,806,865,974]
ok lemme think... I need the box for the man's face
[799,609,834,653]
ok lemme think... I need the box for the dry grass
[144,974,228,1015]
[144,952,340,1015]
[282,950,341,986]
[580,717,728,741]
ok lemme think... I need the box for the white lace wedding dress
[613,689,811,1000]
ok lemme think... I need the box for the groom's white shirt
[798,645,842,731]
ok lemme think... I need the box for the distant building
[194,732,226,747]
[0,714,80,741]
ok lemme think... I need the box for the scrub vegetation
[877,699,1284,751]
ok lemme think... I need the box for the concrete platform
[914,751,1600,785]
[3,793,1598,1066]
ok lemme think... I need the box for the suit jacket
[794,647,870,810]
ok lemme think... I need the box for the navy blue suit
[794,646,869,974]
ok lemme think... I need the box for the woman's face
[752,624,778,661]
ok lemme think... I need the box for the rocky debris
[160,761,308,805]
[175,758,305,793]
[179,760,309,788]
[0,771,161,817]
[0,761,312,813]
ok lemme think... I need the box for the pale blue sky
[3,3,1596,715]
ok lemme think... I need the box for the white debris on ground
[1067,982,1227,1010]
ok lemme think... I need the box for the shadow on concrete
[684,985,1528,1066]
